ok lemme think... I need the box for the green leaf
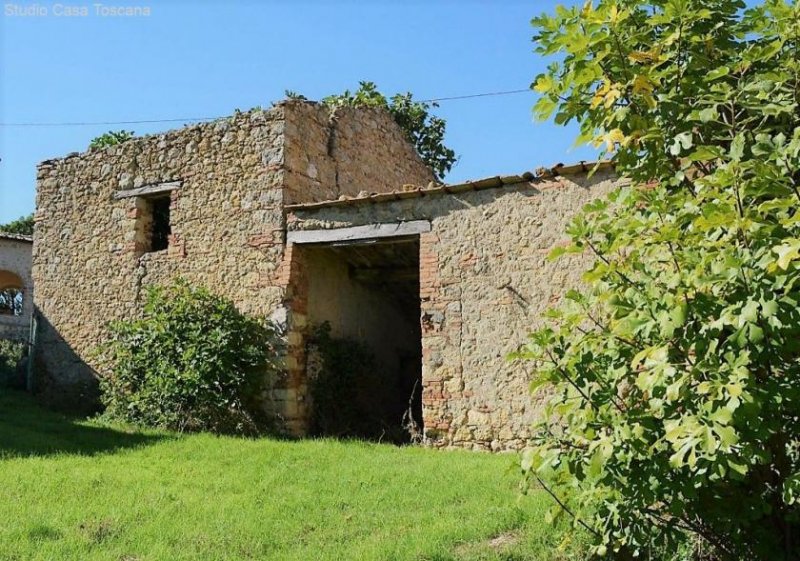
[670,132,693,156]
[713,424,738,449]
[783,473,800,505]
[774,239,800,270]
[710,407,732,425]
[728,460,748,476]
[726,382,743,398]
[762,300,779,317]
[729,133,745,162]
[748,323,764,344]
[533,74,555,94]
[740,299,759,324]
[706,66,730,81]
[534,96,558,121]
[698,106,718,122]
[548,245,568,260]
[688,145,722,161]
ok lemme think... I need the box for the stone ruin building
[32,100,623,450]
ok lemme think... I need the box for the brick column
[271,243,310,435]
[419,232,450,444]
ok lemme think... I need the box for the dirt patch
[487,532,520,550]
[453,531,521,559]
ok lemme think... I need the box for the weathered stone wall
[34,108,288,410]
[33,101,432,420]
[0,235,33,342]
[283,103,436,204]
[288,169,623,450]
[34,92,621,447]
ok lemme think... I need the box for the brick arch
[0,270,24,291]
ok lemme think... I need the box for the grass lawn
[0,390,584,561]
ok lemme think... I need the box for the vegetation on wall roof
[88,129,135,150]
[309,81,457,180]
[0,214,33,237]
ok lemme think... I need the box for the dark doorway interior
[303,236,422,443]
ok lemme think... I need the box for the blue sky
[0,0,594,224]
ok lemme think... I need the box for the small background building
[0,233,33,343]
[33,100,622,448]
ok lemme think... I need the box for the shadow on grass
[0,389,168,458]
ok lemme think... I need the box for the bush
[307,323,399,441]
[99,280,281,434]
[521,1,800,559]
[0,339,25,388]
[89,130,134,150]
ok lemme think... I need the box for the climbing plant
[517,1,800,559]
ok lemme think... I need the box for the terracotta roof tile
[0,233,33,243]
[286,160,613,211]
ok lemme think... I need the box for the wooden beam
[287,220,431,245]
[114,180,182,200]
[329,237,419,248]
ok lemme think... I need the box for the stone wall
[0,235,33,342]
[33,100,434,420]
[287,168,623,450]
[283,103,436,204]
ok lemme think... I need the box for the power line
[420,88,531,103]
[0,88,533,128]
[0,117,220,127]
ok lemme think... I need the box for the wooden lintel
[114,180,182,200]
[287,220,431,245]
[329,236,418,248]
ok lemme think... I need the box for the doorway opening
[302,236,422,443]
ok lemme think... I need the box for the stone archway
[0,270,25,317]
[0,269,23,289]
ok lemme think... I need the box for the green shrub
[0,213,34,236]
[99,280,281,434]
[520,1,800,559]
[308,323,397,441]
[89,130,134,150]
[0,339,25,388]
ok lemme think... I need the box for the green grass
[0,390,585,561]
